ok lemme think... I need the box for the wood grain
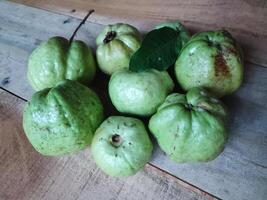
[0,88,215,200]
[11,0,267,67]
[0,1,267,200]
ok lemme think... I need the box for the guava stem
[69,9,95,44]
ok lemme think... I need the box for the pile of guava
[23,15,243,177]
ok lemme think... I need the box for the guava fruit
[23,80,104,156]
[96,23,142,75]
[175,30,243,97]
[28,37,96,91]
[149,88,227,163]
[91,116,153,176]
[108,69,174,116]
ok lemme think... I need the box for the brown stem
[69,9,95,44]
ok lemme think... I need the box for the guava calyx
[110,134,122,147]
[103,31,117,44]
[184,103,194,110]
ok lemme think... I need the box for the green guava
[91,116,153,177]
[23,80,104,156]
[175,30,243,97]
[28,37,96,91]
[108,69,174,116]
[96,23,142,75]
[149,88,228,163]
[155,20,191,47]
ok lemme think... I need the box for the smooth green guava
[96,23,142,75]
[23,80,104,156]
[91,116,153,177]
[175,30,243,97]
[155,20,191,47]
[149,88,227,163]
[108,69,174,116]
[28,37,96,91]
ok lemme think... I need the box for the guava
[96,23,142,75]
[23,80,104,156]
[175,30,243,97]
[149,88,227,163]
[28,37,96,91]
[91,116,153,176]
[108,69,174,116]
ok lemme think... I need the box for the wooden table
[0,1,266,199]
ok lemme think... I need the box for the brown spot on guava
[214,52,230,77]
[227,47,238,56]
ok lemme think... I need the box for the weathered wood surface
[0,1,267,200]
[11,0,267,67]
[0,88,215,200]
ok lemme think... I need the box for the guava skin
[175,30,243,97]
[155,20,191,47]
[91,116,153,177]
[108,69,174,116]
[96,23,142,75]
[28,37,96,91]
[23,80,104,156]
[149,88,228,163]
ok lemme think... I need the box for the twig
[69,9,95,44]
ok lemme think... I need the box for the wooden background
[1,0,267,200]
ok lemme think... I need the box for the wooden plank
[0,1,267,200]
[0,89,215,200]
[11,0,267,67]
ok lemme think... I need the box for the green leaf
[129,27,181,72]
[154,20,191,47]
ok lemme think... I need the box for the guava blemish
[207,40,213,47]
[103,31,116,44]
[123,122,136,127]
[227,47,238,56]
[214,52,230,77]
[65,122,71,127]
